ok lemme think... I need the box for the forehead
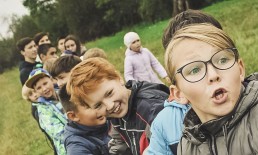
[47,47,57,53]
[172,39,215,67]
[34,76,52,87]
[58,39,65,44]
[83,79,117,103]
[57,72,70,78]
[65,40,75,45]
[40,35,49,41]
[24,41,35,48]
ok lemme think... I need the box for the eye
[218,57,229,65]
[95,103,102,109]
[189,67,201,75]
[106,90,113,97]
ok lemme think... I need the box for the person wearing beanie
[123,32,171,84]
[16,37,42,85]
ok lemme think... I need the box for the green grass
[0,0,257,154]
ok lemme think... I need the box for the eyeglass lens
[181,49,236,83]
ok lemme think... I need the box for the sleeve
[37,105,66,155]
[108,126,133,155]
[146,49,168,78]
[124,56,135,82]
[20,68,30,85]
[146,112,173,155]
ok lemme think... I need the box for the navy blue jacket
[64,121,111,155]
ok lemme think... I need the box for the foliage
[139,0,173,22]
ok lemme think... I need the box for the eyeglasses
[172,48,238,84]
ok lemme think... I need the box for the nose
[207,64,220,84]
[57,80,64,88]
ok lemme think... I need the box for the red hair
[67,57,121,106]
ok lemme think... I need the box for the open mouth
[212,89,226,99]
[212,88,227,104]
[109,103,121,114]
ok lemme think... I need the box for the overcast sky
[0,0,29,38]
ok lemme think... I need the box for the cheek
[178,81,206,103]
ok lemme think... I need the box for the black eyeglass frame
[171,48,238,84]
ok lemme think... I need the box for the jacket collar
[125,47,143,56]
[183,75,258,144]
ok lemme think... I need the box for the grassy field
[0,0,257,154]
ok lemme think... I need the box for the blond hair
[21,85,34,102]
[83,48,107,60]
[66,57,121,106]
[165,23,238,80]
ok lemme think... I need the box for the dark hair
[34,32,49,45]
[162,9,223,49]
[16,37,33,51]
[59,84,77,112]
[50,55,82,78]
[38,43,55,56]
[64,35,81,56]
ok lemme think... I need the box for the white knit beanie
[123,32,140,48]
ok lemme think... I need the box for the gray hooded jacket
[178,73,258,155]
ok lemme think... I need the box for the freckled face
[84,79,131,118]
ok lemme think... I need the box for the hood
[64,121,109,140]
[124,80,169,120]
[164,100,190,110]
[182,74,258,144]
[125,47,143,56]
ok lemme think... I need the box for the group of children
[18,9,258,155]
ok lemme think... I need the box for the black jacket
[111,80,169,155]
[19,61,42,85]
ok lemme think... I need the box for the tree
[172,0,190,17]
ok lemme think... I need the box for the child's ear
[20,50,25,56]
[119,77,125,86]
[169,85,189,105]
[67,111,79,122]
[40,54,45,61]
[238,59,245,82]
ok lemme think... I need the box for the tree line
[0,0,221,73]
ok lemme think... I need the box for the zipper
[132,132,138,155]
[123,119,137,155]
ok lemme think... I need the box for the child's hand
[164,76,171,84]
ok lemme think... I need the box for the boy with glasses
[165,23,258,155]
[147,10,223,155]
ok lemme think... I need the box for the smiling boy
[165,23,258,155]
[66,58,169,155]
[25,68,67,155]
[58,84,110,155]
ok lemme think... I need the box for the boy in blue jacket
[59,84,110,155]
